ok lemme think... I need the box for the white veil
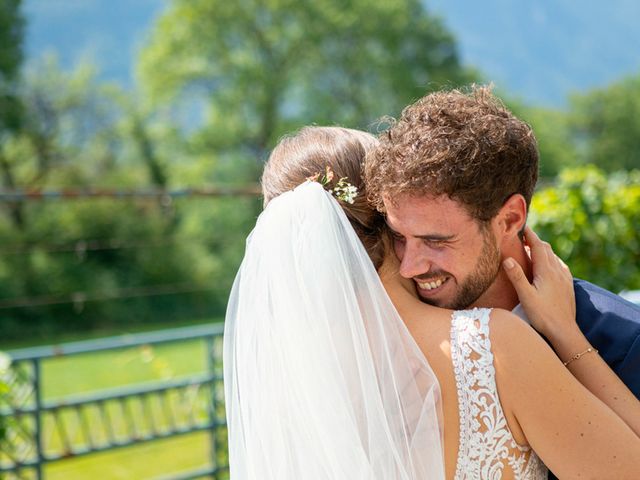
[223,182,445,479]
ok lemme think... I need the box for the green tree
[0,0,25,233]
[569,73,640,171]
[0,0,24,134]
[0,58,253,342]
[138,0,476,166]
[530,166,640,292]
[506,98,578,178]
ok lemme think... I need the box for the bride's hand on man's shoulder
[502,226,577,342]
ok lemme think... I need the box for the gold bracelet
[563,347,598,367]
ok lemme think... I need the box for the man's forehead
[383,192,467,214]
[383,193,477,232]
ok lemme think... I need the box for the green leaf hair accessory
[306,166,358,204]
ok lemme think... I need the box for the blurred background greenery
[0,0,639,346]
[1,1,638,478]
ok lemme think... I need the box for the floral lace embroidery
[451,308,547,480]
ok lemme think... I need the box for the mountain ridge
[23,0,640,107]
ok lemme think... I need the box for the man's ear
[495,194,527,239]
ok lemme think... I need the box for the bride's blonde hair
[261,126,386,268]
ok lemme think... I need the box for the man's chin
[416,288,452,308]
[417,295,446,308]
[416,285,479,310]
[415,278,454,307]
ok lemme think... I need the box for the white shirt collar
[511,303,531,325]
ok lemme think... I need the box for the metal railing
[0,324,227,479]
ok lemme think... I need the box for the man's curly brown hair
[364,85,539,223]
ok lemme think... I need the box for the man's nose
[398,242,429,279]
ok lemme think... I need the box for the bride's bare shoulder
[486,308,548,355]
[483,308,558,379]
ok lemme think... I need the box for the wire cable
[0,283,214,310]
[0,186,261,202]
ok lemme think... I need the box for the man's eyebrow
[416,233,455,242]
[386,224,455,242]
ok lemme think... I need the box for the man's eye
[392,234,406,243]
[425,240,446,248]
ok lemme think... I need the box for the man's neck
[470,243,532,311]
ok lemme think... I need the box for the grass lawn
[0,317,219,351]
[4,320,226,479]
[47,431,212,480]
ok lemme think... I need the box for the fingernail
[503,258,515,269]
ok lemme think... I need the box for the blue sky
[23,0,165,88]
[426,0,640,105]
[22,0,640,107]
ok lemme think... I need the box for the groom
[364,86,640,400]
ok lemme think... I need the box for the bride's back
[380,258,544,480]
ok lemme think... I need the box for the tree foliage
[0,58,260,342]
[530,166,640,292]
[0,0,24,134]
[506,98,578,178]
[505,72,640,176]
[138,0,476,162]
[569,73,640,171]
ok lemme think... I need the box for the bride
[224,126,640,479]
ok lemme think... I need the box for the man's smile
[415,276,450,292]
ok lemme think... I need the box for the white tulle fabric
[224,182,445,480]
[451,308,547,480]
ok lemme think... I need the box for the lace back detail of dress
[451,308,547,480]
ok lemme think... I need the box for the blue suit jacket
[574,279,640,399]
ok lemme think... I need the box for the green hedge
[0,196,260,343]
[529,166,640,292]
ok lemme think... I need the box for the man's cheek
[394,240,405,260]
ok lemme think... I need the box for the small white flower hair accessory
[306,166,358,204]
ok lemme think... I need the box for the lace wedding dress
[451,308,548,480]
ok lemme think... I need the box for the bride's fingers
[534,234,567,273]
[552,252,564,268]
[558,256,569,269]
[502,257,534,301]
[556,254,573,279]
[524,226,552,266]
[543,241,560,267]
[524,227,571,283]
[528,227,566,274]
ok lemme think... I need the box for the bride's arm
[503,227,640,436]
[490,311,640,478]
